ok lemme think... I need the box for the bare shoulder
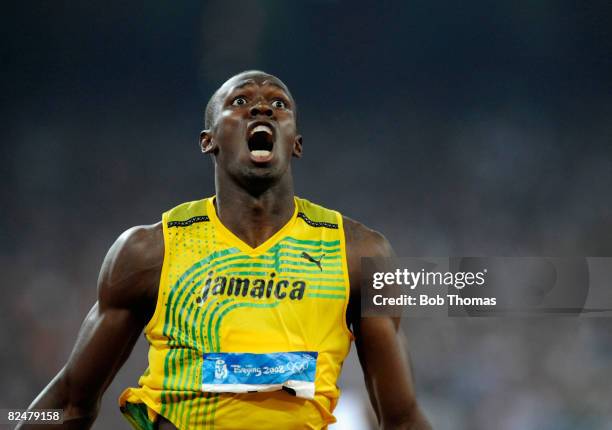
[343,215,394,261]
[98,222,164,314]
[343,216,394,321]
[343,216,394,293]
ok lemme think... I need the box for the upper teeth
[252,125,272,135]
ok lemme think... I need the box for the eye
[232,96,248,106]
[272,99,286,109]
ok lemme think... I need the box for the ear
[200,129,216,154]
[292,135,303,158]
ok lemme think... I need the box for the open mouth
[247,123,274,161]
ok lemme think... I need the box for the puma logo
[301,252,324,271]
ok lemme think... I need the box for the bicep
[61,301,145,408]
[62,228,159,407]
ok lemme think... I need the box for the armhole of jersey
[336,212,356,342]
[143,213,171,334]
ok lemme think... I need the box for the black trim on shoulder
[297,212,338,229]
[167,215,210,228]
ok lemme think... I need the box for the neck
[213,169,296,248]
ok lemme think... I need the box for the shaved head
[204,70,296,129]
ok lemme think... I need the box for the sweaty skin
[18,71,431,430]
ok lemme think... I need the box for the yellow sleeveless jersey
[119,196,353,430]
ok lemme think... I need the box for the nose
[249,102,273,118]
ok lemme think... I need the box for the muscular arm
[344,217,432,430]
[16,224,163,429]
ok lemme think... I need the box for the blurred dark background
[1,1,611,429]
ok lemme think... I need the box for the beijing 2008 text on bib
[119,196,353,430]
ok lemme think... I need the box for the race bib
[201,352,318,399]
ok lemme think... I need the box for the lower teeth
[251,150,271,157]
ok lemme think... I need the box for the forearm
[381,403,432,430]
[18,415,96,430]
[355,317,432,430]
[16,370,98,430]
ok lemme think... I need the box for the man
[18,71,431,429]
